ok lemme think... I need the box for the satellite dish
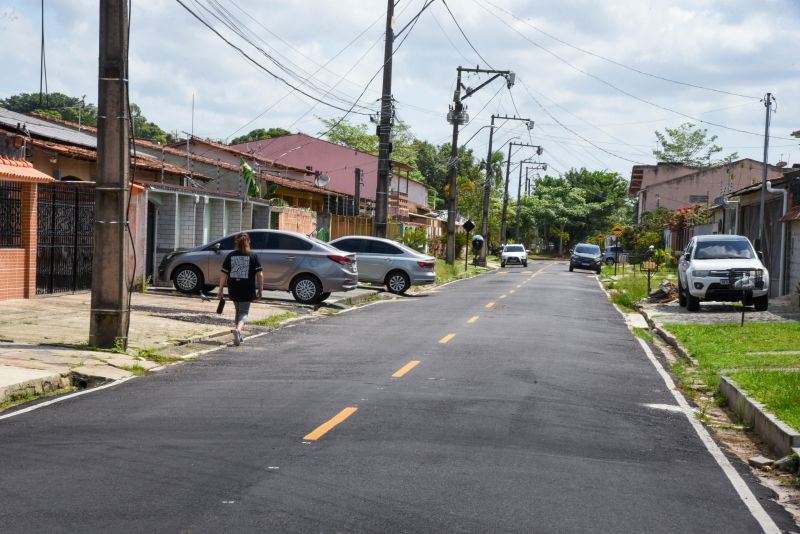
[315,174,330,187]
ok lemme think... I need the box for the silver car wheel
[294,278,319,303]
[387,272,409,294]
[175,267,200,292]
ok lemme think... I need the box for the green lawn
[727,370,800,432]
[434,259,486,284]
[601,264,676,311]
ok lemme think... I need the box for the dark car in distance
[569,243,602,274]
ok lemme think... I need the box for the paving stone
[71,365,133,380]
[747,455,774,468]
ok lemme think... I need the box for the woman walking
[218,233,263,345]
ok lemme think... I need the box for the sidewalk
[0,287,379,407]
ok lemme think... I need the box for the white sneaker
[233,329,241,346]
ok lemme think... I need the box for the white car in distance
[500,244,528,268]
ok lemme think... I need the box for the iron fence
[0,181,23,248]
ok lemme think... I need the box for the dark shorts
[233,301,251,323]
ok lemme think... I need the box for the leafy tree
[652,122,737,167]
[129,104,174,144]
[0,92,98,126]
[318,117,378,155]
[563,168,633,240]
[230,127,290,146]
[527,176,588,256]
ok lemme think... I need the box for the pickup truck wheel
[753,295,769,311]
[501,261,506,268]
[173,265,204,294]
[687,294,700,312]
[677,280,687,307]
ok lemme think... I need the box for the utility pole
[479,115,532,265]
[500,139,538,244]
[478,115,497,266]
[756,92,773,254]
[516,161,547,242]
[445,66,515,264]
[90,0,130,349]
[374,0,394,238]
[354,167,362,216]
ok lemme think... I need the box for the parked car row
[159,230,437,304]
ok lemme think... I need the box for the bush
[399,227,427,252]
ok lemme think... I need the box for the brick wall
[277,207,316,235]
[0,183,38,300]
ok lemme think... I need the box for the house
[0,108,273,293]
[705,166,800,297]
[232,133,434,218]
[630,159,784,222]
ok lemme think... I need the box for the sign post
[610,224,624,276]
[462,219,475,272]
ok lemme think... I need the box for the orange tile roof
[0,156,55,183]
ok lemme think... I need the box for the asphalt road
[0,261,794,533]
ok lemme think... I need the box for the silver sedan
[329,236,436,294]
[159,230,358,304]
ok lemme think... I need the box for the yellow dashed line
[485,302,495,309]
[467,315,479,324]
[499,294,507,299]
[392,360,421,378]
[439,333,456,344]
[509,290,515,294]
[304,407,358,441]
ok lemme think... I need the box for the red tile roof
[780,206,800,223]
[0,157,55,183]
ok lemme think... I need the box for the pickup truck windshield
[504,245,525,252]
[694,240,754,260]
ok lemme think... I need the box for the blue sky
[1,0,797,180]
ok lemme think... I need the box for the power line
[471,0,795,142]
[175,0,374,116]
[440,0,494,69]
[482,0,761,100]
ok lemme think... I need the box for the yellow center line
[392,360,421,378]
[485,302,495,309]
[509,289,515,294]
[499,294,507,299]
[303,407,358,441]
[439,333,456,344]
[467,315,479,324]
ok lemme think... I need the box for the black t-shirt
[221,251,262,302]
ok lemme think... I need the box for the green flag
[241,158,260,198]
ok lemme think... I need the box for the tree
[0,92,97,127]
[318,117,378,155]
[129,104,174,144]
[563,168,632,240]
[652,122,737,167]
[527,176,588,256]
[230,127,290,146]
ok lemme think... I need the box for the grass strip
[726,370,800,432]
[251,312,300,328]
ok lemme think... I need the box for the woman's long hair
[235,233,251,253]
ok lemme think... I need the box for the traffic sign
[611,224,624,237]
[462,219,475,233]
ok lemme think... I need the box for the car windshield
[575,244,600,254]
[694,239,754,260]
[504,245,524,252]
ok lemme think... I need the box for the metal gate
[36,183,95,295]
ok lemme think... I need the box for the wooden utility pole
[756,92,773,254]
[90,0,130,349]
[445,68,464,264]
[374,0,394,238]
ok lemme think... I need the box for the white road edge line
[634,337,779,533]
[0,376,136,421]
[595,276,779,533]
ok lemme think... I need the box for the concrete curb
[719,375,800,457]
[0,368,71,405]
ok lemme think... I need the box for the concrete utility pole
[499,138,537,244]
[756,92,773,254]
[477,115,497,266]
[516,161,547,242]
[445,66,515,264]
[373,0,394,238]
[90,0,130,349]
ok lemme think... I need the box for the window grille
[0,182,23,248]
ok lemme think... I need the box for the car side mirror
[212,243,221,253]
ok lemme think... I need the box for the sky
[1,0,798,184]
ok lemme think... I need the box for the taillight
[327,254,354,265]
[417,261,435,268]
